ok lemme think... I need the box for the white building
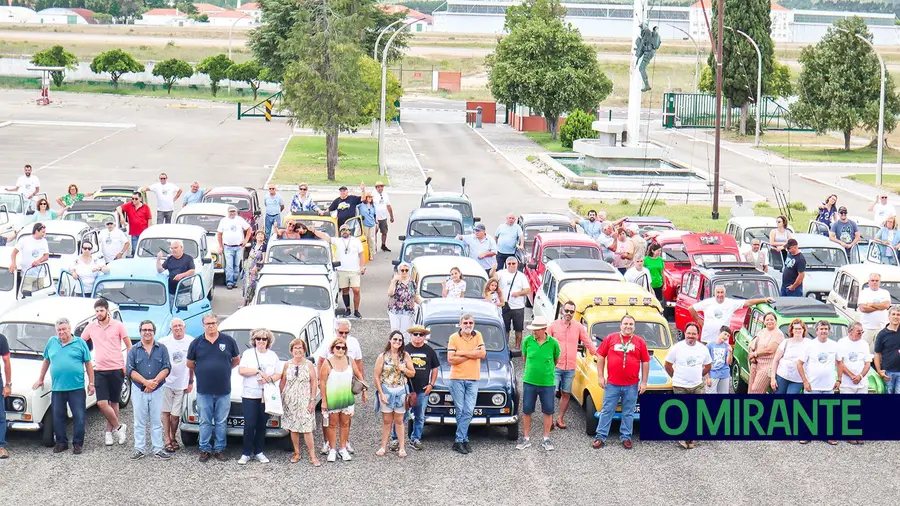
[0,6,37,24]
[379,4,434,33]
[237,2,263,23]
[31,7,97,25]
[136,8,191,27]
[792,9,899,45]
[208,10,258,27]
[690,1,792,42]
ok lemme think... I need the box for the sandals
[826,440,838,446]
[555,420,568,430]
[848,440,864,446]
[165,442,179,452]
[398,449,407,458]
[311,458,321,467]
[290,453,301,464]
[376,447,386,456]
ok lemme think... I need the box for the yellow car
[555,281,674,436]
[278,213,370,265]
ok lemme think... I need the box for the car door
[81,230,102,263]
[344,216,369,264]
[56,269,86,297]
[73,317,100,407]
[174,274,211,336]
[305,317,323,355]
[197,235,215,291]
[864,240,898,266]
[828,272,851,316]
[20,263,54,299]
[525,238,542,295]
[0,206,14,244]
[534,270,554,319]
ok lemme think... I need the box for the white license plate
[447,408,482,416]
[227,417,245,427]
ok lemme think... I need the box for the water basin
[552,156,703,180]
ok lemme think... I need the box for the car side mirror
[847,302,857,310]
[473,216,481,222]
[26,209,34,215]
[202,257,212,265]
[391,259,400,266]
[526,262,537,270]
[509,348,522,358]
[332,261,341,268]
[398,235,406,241]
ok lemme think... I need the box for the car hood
[433,350,511,390]
[9,354,46,397]
[120,307,172,340]
[795,270,836,291]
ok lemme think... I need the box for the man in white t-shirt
[99,219,130,262]
[664,322,711,450]
[373,181,394,253]
[314,320,364,456]
[142,173,182,224]
[331,224,366,318]
[497,256,531,349]
[624,257,651,291]
[6,164,40,209]
[158,318,194,452]
[216,206,251,290]
[689,285,773,343]
[869,194,897,225]
[837,323,872,395]
[797,320,840,444]
[857,272,891,353]
[9,223,50,281]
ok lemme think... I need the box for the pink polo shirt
[548,319,596,371]
[81,319,130,371]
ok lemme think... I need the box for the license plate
[447,408,482,416]
[227,417,245,427]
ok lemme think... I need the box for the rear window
[204,195,250,211]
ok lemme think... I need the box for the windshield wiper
[114,290,143,305]
[810,251,829,267]
[289,252,305,263]
[431,223,443,236]
[12,339,38,354]
[422,289,442,298]
[159,245,171,255]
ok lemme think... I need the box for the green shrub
[787,201,807,211]
[134,81,146,90]
[559,110,596,149]
[754,201,772,209]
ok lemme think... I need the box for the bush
[787,201,807,211]
[559,109,596,149]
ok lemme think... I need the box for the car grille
[432,390,508,408]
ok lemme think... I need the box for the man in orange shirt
[447,313,485,455]
[548,301,596,429]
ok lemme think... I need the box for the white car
[14,220,101,281]
[135,224,216,298]
[261,239,339,297]
[2,297,129,447]
[179,305,325,446]
[0,191,46,244]
[174,203,231,274]
[0,247,56,316]
[532,258,624,319]
[252,273,337,339]
[725,216,794,253]
[828,263,900,324]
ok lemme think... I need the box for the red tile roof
[143,8,186,17]
[377,4,433,23]
[238,2,260,10]
[193,3,225,13]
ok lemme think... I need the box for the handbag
[263,382,283,416]
[502,270,519,311]
[352,375,369,395]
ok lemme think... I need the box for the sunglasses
[840,211,848,215]
[160,177,167,180]
[140,328,154,333]
[254,337,268,342]
[299,187,308,191]
[334,346,347,351]
[399,268,409,272]
[337,331,349,335]
[131,197,139,201]
[460,321,475,326]
[411,332,425,337]
[563,309,575,314]
[390,338,403,343]
[82,246,92,251]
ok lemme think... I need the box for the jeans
[774,375,804,394]
[780,284,802,297]
[594,383,639,442]
[0,393,6,447]
[197,393,231,453]
[408,391,429,441]
[223,245,242,287]
[51,389,86,446]
[156,211,173,224]
[448,379,477,443]
[264,214,281,238]
[241,397,267,456]
[132,385,164,453]
[129,235,139,257]
[885,371,900,394]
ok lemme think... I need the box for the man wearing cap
[98,219,130,263]
[289,184,324,215]
[829,207,860,257]
[405,325,438,450]
[263,185,285,238]
[742,239,768,272]
[494,213,524,270]
[332,224,366,318]
[516,317,560,452]
[457,224,498,277]
[329,183,365,228]
[869,194,896,224]
[373,181,394,252]
[216,206,251,290]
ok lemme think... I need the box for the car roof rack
[703,261,759,271]
[770,297,840,317]
[98,185,139,192]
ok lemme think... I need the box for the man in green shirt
[516,316,560,451]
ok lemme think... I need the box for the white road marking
[10,120,136,128]
[405,137,427,182]
[265,136,292,187]
[35,127,132,172]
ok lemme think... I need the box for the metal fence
[388,67,434,90]
[662,93,808,131]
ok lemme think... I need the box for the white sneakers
[326,449,337,462]
[338,448,352,461]
[116,424,127,445]
[320,442,331,455]
[255,453,269,463]
[237,455,251,465]
[346,442,355,454]
[238,453,269,464]
[105,432,114,446]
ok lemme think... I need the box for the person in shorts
[373,181,394,252]
[158,318,194,452]
[332,224,366,318]
[516,317,560,452]
[665,322,712,450]
[374,331,415,457]
[81,298,131,446]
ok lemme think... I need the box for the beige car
[827,263,900,324]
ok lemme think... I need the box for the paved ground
[2,91,900,505]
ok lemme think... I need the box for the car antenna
[425,177,433,196]
[460,177,466,197]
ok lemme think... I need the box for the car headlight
[491,393,505,406]
[11,397,25,412]
[428,393,440,405]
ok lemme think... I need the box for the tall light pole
[378,18,424,176]
[228,12,251,94]
[838,28,885,185]
[666,24,700,92]
[725,26,762,147]
[712,0,725,220]
[374,18,406,61]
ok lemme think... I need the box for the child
[705,325,733,394]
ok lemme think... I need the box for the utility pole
[712,0,725,220]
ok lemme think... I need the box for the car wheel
[41,410,54,447]
[584,393,599,437]
[180,429,199,447]
[731,361,747,394]
[119,378,132,408]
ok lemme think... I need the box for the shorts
[673,384,705,395]
[377,219,389,234]
[839,384,868,394]
[522,382,555,415]
[555,368,576,393]
[502,306,525,333]
[379,384,407,414]
[326,405,355,418]
[95,369,125,403]
[161,387,186,415]
[338,270,361,288]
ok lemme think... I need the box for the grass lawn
[570,198,815,232]
[764,145,900,163]
[271,136,385,186]
[0,39,254,63]
[721,130,862,146]
[846,174,900,195]
[524,131,573,153]
[0,76,269,103]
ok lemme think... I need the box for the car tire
[584,394,599,437]
[41,410,54,447]
[180,429,199,447]
[731,361,748,394]
[507,420,519,441]
[119,378,132,408]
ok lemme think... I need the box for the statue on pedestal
[635,24,661,92]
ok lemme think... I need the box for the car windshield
[662,245,689,263]
[778,324,848,341]
[801,247,847,269]
[874,282,900,304]
[204,195,250,211]
[0,270,13,292]
[858,226,879,242]
[0,322,57,353]
[638,224,674,234]
[543,246,600,261]
[558,276,619,292]
[137,239,200,259]
[291,219,337,237]
[426,322,506,352]
[692,253,739,266]
[91,194,129,203]
[424,201,472,218]
[21,233,77,255]
[0,194,24,214]
[94,280,167,306]
[268,244,330,264]
[228,330,297,361]
[713,278,778,299]
[743,227,774,243]
[64,211,114,229]
[420,275,486,299]
[590,322,669,348]
[176,214,221,234]
[524,224,573,247]
[402,242,464,262]
[257,285,331,310]
[408,220,463,237]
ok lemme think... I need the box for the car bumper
[7,420,42,431]
[424,415,518,425]
[594,409,641,421]
[179,421,288,438]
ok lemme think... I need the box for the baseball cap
[338,186,348,191]
[474,223,486,231]
[838,206,848,213]
[228,205,238,212]
[104,218,115,225]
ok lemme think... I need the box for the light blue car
[57,258,211,340]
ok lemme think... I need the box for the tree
[30,45,78,88]
[152,58,194,94]
[790,17,900,150]
[196,54,234,96]
[504,0,567,31]
[358,55,401,122]
[486,0,612,139]
[559,109,595,149]
[227,60,265,99]
[89,49,145,88]
[700,59,792,98]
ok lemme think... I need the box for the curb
[0,121,11,129]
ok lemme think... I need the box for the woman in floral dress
[387,261,421,338]
[280,338,319,466]
[243,230,266,305]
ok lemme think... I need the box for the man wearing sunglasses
[118,192,152,257]
[548,301,595,429]
[289,184,324,215]
[448,314,485,454]
[828,206,860,258]
[404,325,438,451]
[141,173,181,224]
[869,194,896,224]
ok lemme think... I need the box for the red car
[202,186,262,235]
[524,232,603,302]
[655,232,742,306]
[650,230,691,307]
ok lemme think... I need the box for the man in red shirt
[548,301,596,429]
[118,192,152,257]
[591,315,650,450]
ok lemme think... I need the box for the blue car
[416,298,520,440]
[57,258,211,340]
[420,177,480,234]
[402,208,465,240]
[392,236,468,269]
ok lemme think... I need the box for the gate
[662,93,809,131]
[237,91,288,120]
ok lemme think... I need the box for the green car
[731,297,885,394]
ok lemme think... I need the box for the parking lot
[0,90,898,505]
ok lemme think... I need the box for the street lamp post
[374,18,407,61]
[228,13,251,94]
[378,18,424,176]
[725,26,762,147]
[666,24,700,92]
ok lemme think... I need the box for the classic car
[202,186,262,235]
[402,208,465,239]
[62,200,126,232]
[278,213,370,264]
[135,224,216,298]
[0,191,41,244]
[650,230,692,306]
[2,297,129,446]
[524,232,603,301]
[0,251,55,315]
[90,185,147,205]
[725,216,793,253]
[530,258,623,319]
[263,238,339,296]
[767,232,848,301]
[180,305,326,446]
[252,273,337,338]
[410,255,488,300]
[175,202,231,274]
[420,177,480,234]
[619,216,676,237]
[514,212,575,268]
[392,237,468,269]
[414,298,520,440]
[15,220,102,281]
[827,263,900,327]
